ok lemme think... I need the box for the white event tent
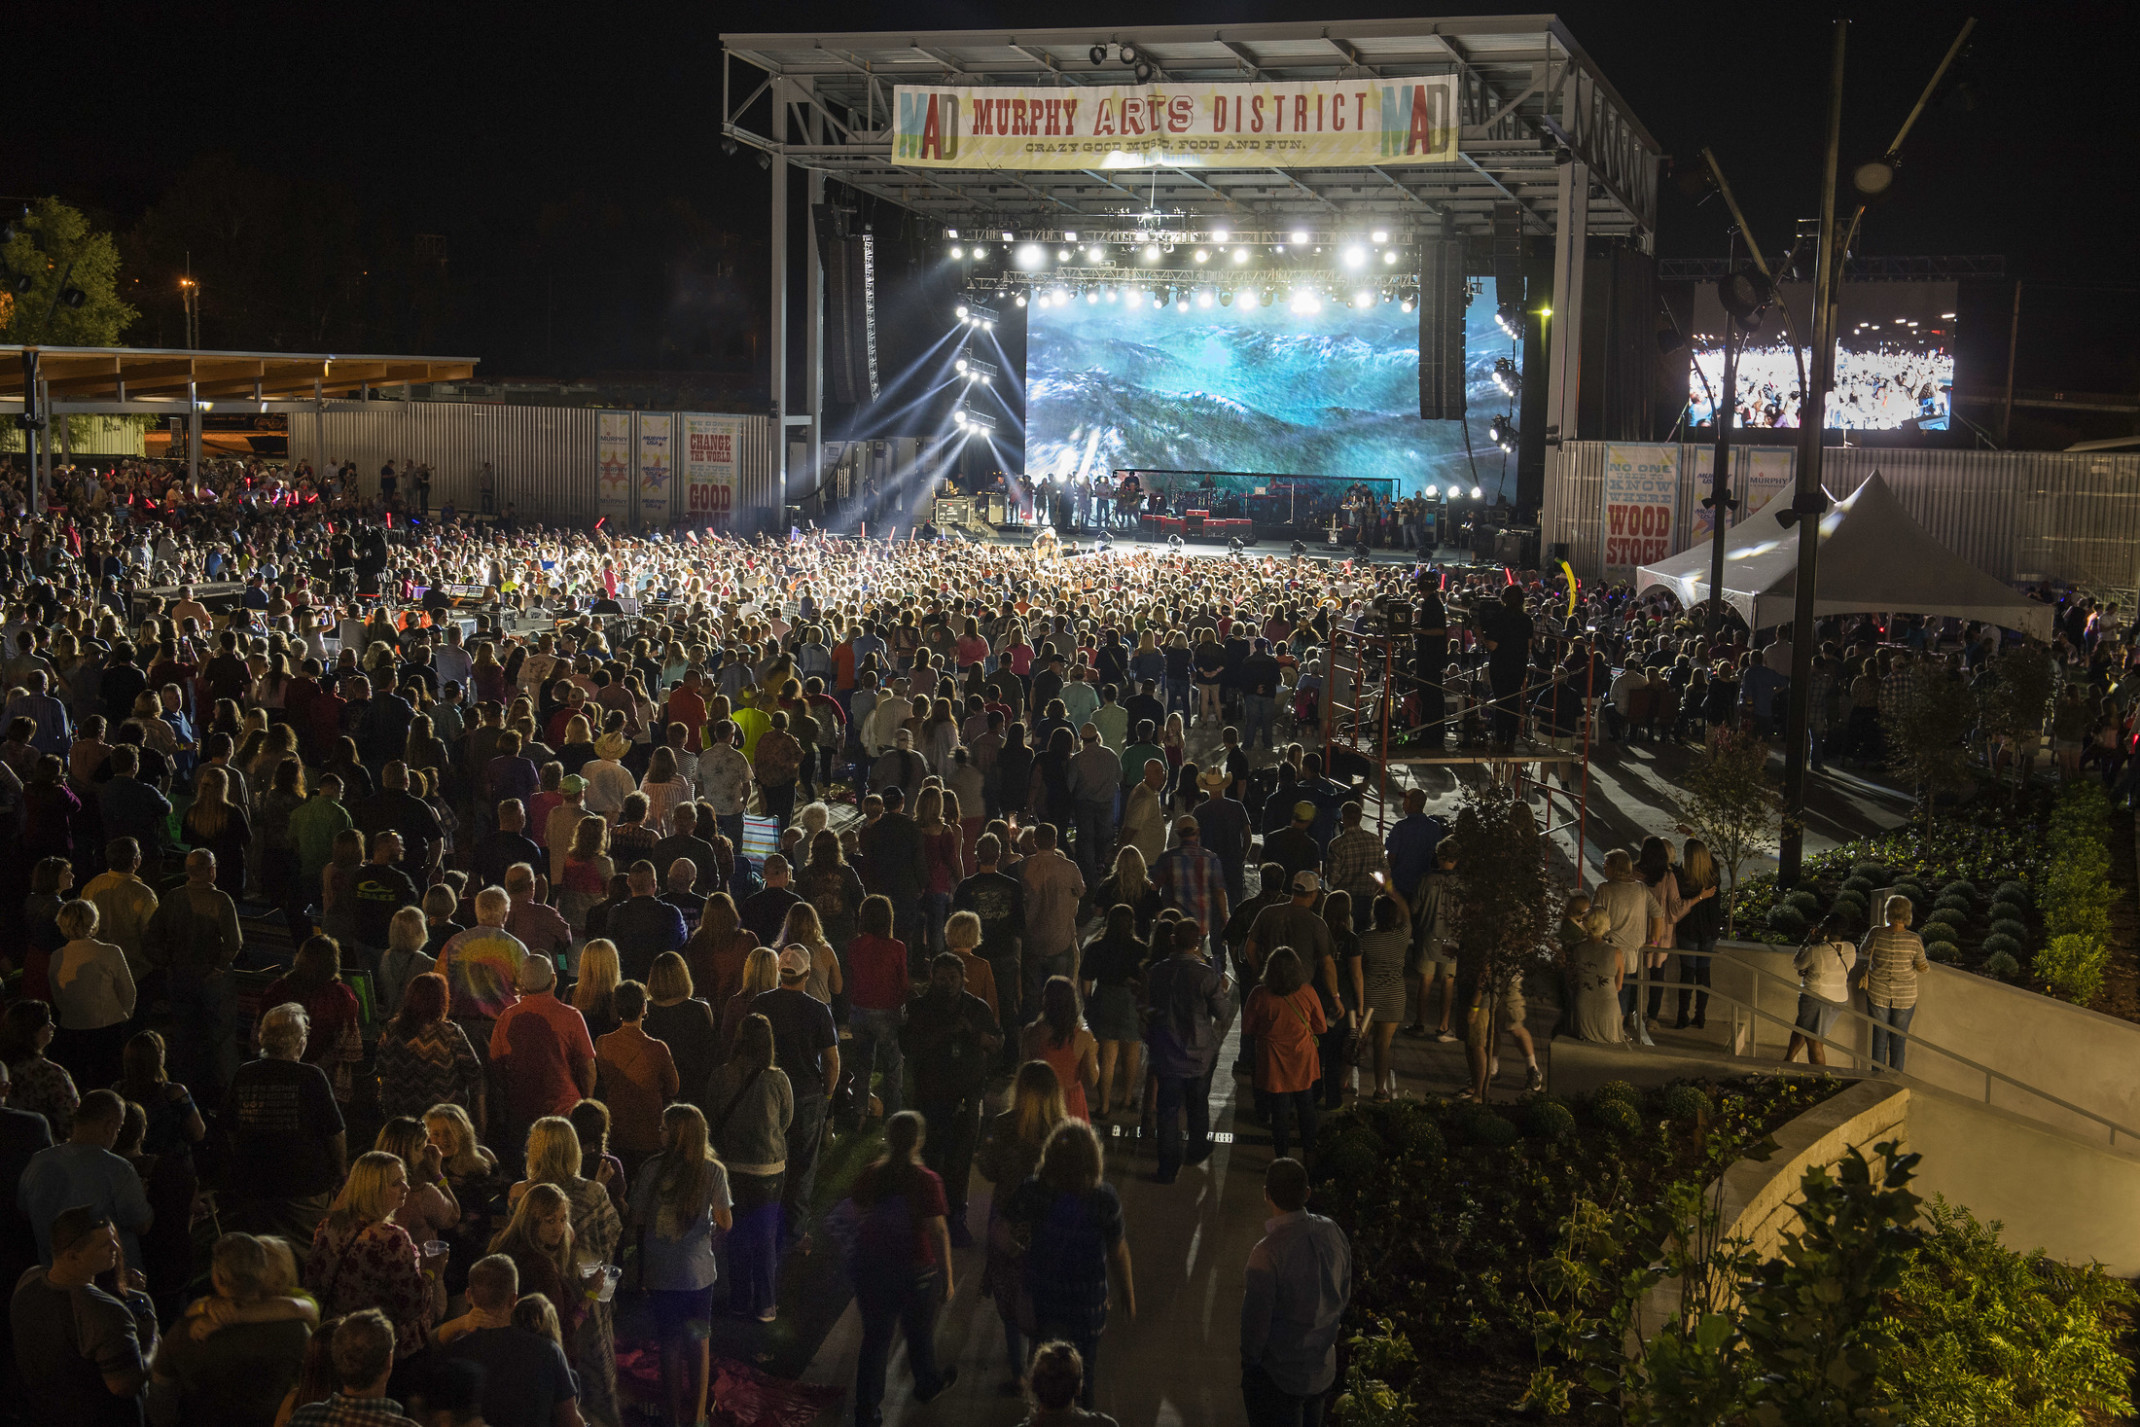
[1634,469,2054,639]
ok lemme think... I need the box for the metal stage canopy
[721,17,1662,515]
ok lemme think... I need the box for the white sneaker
[1525,1065,1544,1092]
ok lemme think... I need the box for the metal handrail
[1631,952,2140,1148]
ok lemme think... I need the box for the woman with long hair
[1674,838,1724,1029]
[1635,835,1690,1031]
[379,905,436,1021]
[915,785,964,957]
[794,828,869,955]
[182,765,252,898]
[639,743,690,836]
[320,827,366,951]
[995,720,1034,820]
[643,952,719,1113]
[485,1183,587,1359]
[848,1111,957,1425]
[375,1115,460,1251]
[684,891,755,1011]
[978,1061,1068,1388]
[558,815,614,932]
[258,755,310,942]
[703,1013,792,1322]
[1001,1121,1135,1408]
[112,1029,206,1169]
[303,1151,439,1358]
[1357,894,1412,1101]
[1192,628,1226,725]
[1085,844,1162,939]
[1244,947,1327,1161]
[512,1116,621,1425]
[1019,976,1099,1122]
[572,939,623,1042]
[1031,725,1077,827]
[377,973,484,1126]
[259,935,363,1104]
[715,946,783,1064]
[774,902,844,1007]
[626,1104,734,1426]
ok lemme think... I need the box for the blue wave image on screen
[1024,277,1512,498]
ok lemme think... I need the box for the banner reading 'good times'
[892,78,1459,170]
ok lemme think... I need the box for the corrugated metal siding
[1551,440,2140,601]
[296,402,782,528]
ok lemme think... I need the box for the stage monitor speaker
[1417,238,1467,420]
[814,206,880,406]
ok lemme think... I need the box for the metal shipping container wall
[298,402,782,530]
[1549,440,2140,602]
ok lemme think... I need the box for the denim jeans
[919,890,951,957]
[1164,676,1191,717]
[1155,1067,1214,1179]
[1243,693,1275,749]
[780,1095,827,1251]
[1869,1002,1916,1070]
[847,1006,906,1123]
[1075,798,1115,878]
[726,1170,784,1317]
[1244,1363,1329,1427]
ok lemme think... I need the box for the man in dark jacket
[605,861,689,982]
[859,785,928,948]
[952,834,1026,1067]
[899,952,1001,1245]
[1143,920,1236,1184]
[357,760,444,884]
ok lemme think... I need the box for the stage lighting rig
[1492,357,1521,397]
[952,407,997,434]
[1495,302,1525,339]
[955,300,999,330]
[956,356,998,385]
[1489,416,1518,453]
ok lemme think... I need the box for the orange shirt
[954,949,998,1023]
[1244,985,1327,1094]
[595,1023,680,1154]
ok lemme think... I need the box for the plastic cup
[598,1264,621,1303]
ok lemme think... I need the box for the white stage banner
[682,414,740,530]
[637,413,673,528]
[1603,443,1679,582]
[596,411,632,525]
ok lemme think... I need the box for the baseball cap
[1292,800,1318,823]
[49,1205,113,1259]
[560,774,586,795]
[778,946,811,978]
[1291,870,1321,895]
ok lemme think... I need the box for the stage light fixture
[1495,301,1524,338]
[1231,247,1248,264]
[961,357,999,384]
[950,246,964,259]
[973,245,988,258]
[999,230,1014,242]
[1057,248,1071,261]
[1212,227,1229,242]
[1352,290,1374,309]
[721,137,737,156]
[1193,249,1208,263]
[1382,250,1398,265]
[1134,60,1154,83]
[1399,296,1414,313]
[1716,265,1773,322]
[1492,357,1521,397]
[1290,229,1308,245]
[1144,243,1161,262]
[1105,287,1118,302]
[1219,290,1234,306]
[1015,244,1045,269]
[1196,290,1214,308]
[1288,289,1322,315]
[1489,415,1518,452]
[1260,288,1274,306]
[1119,42,1138,62]
[1470,486,1483,500]
[1342,246,1366,268]
[1126,289,1144,308]
[1086,245,1104,261]
[955,304,968,319]
[1370,229,1389,243]
[1064,231,1078,242]
[946,228,960,239]
[1015,293,1028,307]
[1086,289,1099,303]
[1089,43,1107,65]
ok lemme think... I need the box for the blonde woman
[558,815,614,932]
[182,765,252,898]
[481,1183,588,1360]
[639,745,690,836]
[716,946,782,1063]
[303,1151,440,1357]
[774,903,844,1007]
[512,1116,621,1426]
[1674,839,1725,1029]
[625,1104,733,1426]
[573,938,624,1041]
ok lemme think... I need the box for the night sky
[16,1,2137,400]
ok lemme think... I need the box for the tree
[1976,644,2056,799]
[1883,671,1978,819]
[1442,778,1559,1097]
[1679,725,1785,921]
[0,197,137,347]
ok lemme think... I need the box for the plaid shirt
[1323,826,1390,901]
[1155,842,1231,936]
[289,1394,424,1427]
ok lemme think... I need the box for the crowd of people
[0,442,2117,1427]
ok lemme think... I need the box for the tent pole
[1778,19,1848,887]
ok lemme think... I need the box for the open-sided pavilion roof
[2,345,479,408]
[720,16,1660,240]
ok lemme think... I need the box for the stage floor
[964,527,1455,566]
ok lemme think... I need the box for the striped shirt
[1859,925,1930,1009]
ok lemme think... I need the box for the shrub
[1592,1097,1642,1137]
[1938,878,1978,901]
[1766,904,1809,938]
[1467,1112,1518,1147]
[1993,879,2030,904]
[1928,942,1959,963]
[1850,861,1889,883]
[1841,875,1877,896]
[1892,881,1930,908]
[1990,892,2033,921]
[1525,1099,1576,1140]
[1924,905,1967,929]
[1662,1084,1711,1122]
[1391,1113,1447,1161]
[1596,1079,1642,1107]
[1317,1132,1383,1184]
[1784,889,1822,917]
[1932,894,1973,918]
[1981,951,2021,978]
[1988,917,2030,943]
[1979,931,2023,959]
[2038,933,2109,1006]
[1828,893,1868,926]
[1920,921,1959,947]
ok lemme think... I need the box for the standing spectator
[435,1255,582,1427]
[375,973,485,1126]
[901,951,1003,1248]
[11,1205,159,1427]
[49,900,137,1090]
[1067,726,1121,879]
[976,1061,1067,1390]
[511,1118,621,1427]
[377,906,436,1022]
[257,935,364,1104]
[0,1060,54,1298]
[146,1231,313,1427]
[1020,976,1098,1123]
[80,838,159,983]
[858,784,928,950]
[142,848,243,1099]
[1018,823,1086,1016]
[624,1104,732,1427]
[1860,895,1931,1071]
[1240,1157,1353,1427]
[953,834,1027,1061]
[594,981,679,1177]
[304,1152,439,1361]
[1153,815,1231,955]
[1674,837,1724,1029]
[17,1089,153,1273]
[436,887,528,1056]
[1244,949,1327,1161]
[1143,920,1234,1184]
[702,1014,792,1323]
[739,854,803,949]
[1406,843,1461,1040]
[488,955,595,1160]
[1591,848,1664,1047]
[1786,914,1858,1066]
[607,861,689,983]
[1322,801,1389,907]
[752,946,840,1252]
[845,895,910,1130]
[219,1002,347,1242]
[642,952,720,1119]
[284,1310,422,1427]
[846,1112,959,1427]
[1002,1121,1135,1408]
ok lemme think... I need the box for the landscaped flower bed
[1317,1077,1842,1425]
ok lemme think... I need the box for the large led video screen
[1687,281,1958,431]
[1024,278,1508,497]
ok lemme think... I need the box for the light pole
[179,274,199,349]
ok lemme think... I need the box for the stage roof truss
[0,345,479,408]
[721,17,1659,242]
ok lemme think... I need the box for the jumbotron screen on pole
[1687,280,1959,431]
[1023,278,1506,496]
